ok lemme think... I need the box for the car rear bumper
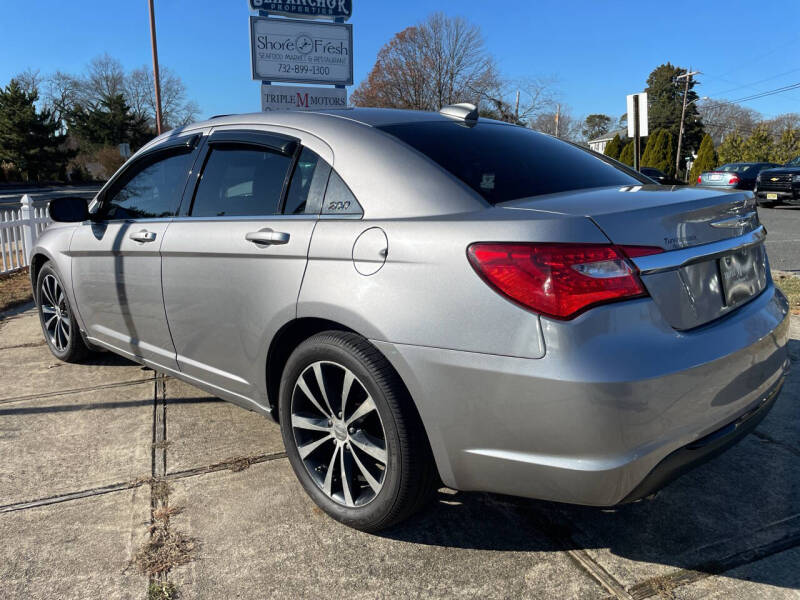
[373,284,791,506]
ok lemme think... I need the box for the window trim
[185,140,301,219]
[92,137,200,223]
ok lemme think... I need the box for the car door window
[191,145,292,217]
[283,147,330,215]
[102,152,192,220]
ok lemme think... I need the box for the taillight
[698,176,703,183]
[467,243,663,320]
[729,175,740,184]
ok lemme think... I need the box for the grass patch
[0,268,33,315]
[147,581,179,600]
[134,506,195,576]
[774,271,800,315]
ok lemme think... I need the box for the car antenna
[439,103,479,123]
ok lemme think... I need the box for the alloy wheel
[290,360,388,507]
[40,273,71,353]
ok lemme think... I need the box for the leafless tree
[42,71,83,126]
[351,13,499,111]
[126,66,199,128]
[14,68,43,97]
[529,107,581,142]
[697,99,761,144]
[479,77,558,124]
[83,54,127,103]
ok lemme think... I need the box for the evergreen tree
[642,129,676,176]
[67,93,151,149]
[0,79,71,181]
[640,131,658,167]
[741,125,774,162]
[717,131,746,165]
[619,140,635,166]
[582,114,612,141]
[689,134,718,184]
[604,133,623,160]
[645,63,704,171]
[771,127,800,164]
[657,130,676,176]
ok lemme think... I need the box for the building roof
[588,127,627,144]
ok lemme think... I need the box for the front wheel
[36,263,90,363]
[279,331,437,532]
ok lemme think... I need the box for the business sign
[250,17,353,85]
[261,84,347,111]
[249,0,352,20]
[626,92,649,138]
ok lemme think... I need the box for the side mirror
[48,197,89,223]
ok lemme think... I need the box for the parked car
[755,156,800,206]
[697,162,779,190]
[34,106,790,532]
[639,166,683,185]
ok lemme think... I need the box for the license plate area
[767,193,778,200]
[719,244,767,308]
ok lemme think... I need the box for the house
[588,128,627,154]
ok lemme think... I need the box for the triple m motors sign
[261,84,346,111]
[250,16,353,85]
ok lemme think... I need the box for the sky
[2,0,799,123]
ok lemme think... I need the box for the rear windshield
[378,121,642,204]
[718,163,756,173]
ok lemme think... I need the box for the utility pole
[148,0,164,135]
[514,90,520,124]
[675,69,700,181]
[555,104,560,137]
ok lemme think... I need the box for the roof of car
[187,107,509,131]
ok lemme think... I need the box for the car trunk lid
[501,185,767,329]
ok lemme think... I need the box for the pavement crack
[0,376,156,406]
[0,451,288,514]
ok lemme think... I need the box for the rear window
[378,121,641,204]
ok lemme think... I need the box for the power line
[704,67,800,100]
[730,81,800,104]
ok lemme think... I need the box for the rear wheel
[279,331,437,532]
[36,263,90,363]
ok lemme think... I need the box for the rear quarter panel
[298,208,610,358]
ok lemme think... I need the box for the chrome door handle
[245,229,290,246]
[129,230,157,243]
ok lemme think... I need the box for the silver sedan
[33,105,790,531]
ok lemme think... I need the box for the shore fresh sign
[250,17,353,85]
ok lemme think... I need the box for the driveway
[1,304,799,599]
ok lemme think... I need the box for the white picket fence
[0,195,51,276]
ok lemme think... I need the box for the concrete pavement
[0,304,799,599]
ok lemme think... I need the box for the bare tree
[83,54,127,103]
[697,99,761,145]
[529,108,581,142]
[14,68,43,97]
[126,66,199,128]
[351,13,499,111]
[43,71,83,126]
[479,77,557,124]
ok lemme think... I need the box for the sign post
[248,1,353,112]
[626,92,648,172]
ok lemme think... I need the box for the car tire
[279,330,437,532]
[36,263,90,363]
